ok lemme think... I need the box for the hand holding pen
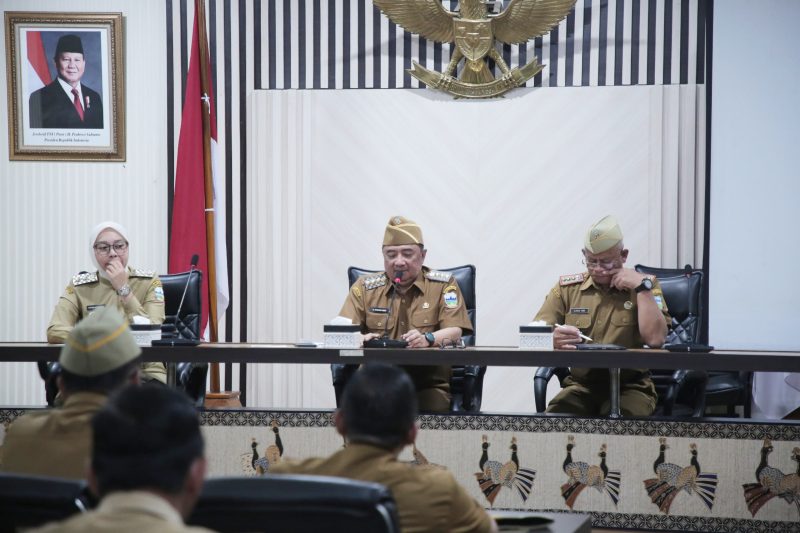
[553,323,593,350]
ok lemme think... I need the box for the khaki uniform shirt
[272,443,494,533]
[534,272,670,384]
[339,267,473,397]
[31,491,216,533]
[0,392,106,479]
[46,267,166,383]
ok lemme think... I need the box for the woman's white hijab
[90,221,129,280]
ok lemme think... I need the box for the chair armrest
[331,364,358,408]
[534,367,569,413]
[176,362,209,408]
[458,365,483,412]
[38,361,62,407]
[653,369,708,417]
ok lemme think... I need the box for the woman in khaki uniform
[46,221,166,383]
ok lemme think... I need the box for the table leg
[167,362,176,387]
[609,367,621,418]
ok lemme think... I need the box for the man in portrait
[29,34,104,129]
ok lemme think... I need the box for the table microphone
[174,254,199,334]
[364,271,408,348]
[152,254,201,347]
[381,271,402,339]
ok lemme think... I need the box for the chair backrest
[187,474,400,533]
[160,270,203,340]
[0,472,93,532]
[634,264,704,344]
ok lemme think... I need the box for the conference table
[3,342,799,371]
[4,342,799,415]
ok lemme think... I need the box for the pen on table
[554,323,593,342]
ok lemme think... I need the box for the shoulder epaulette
[73,271,98,286]
[425,270,451,283]
[130,268,156,278]
[559,273,585,286]
[363,273,388,290]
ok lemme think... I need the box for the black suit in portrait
[29,80,104,129]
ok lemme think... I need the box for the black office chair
[636,264,751,417]
[160,270,208,407]
[331,265,486,412]
[532,265,708,417]
[187,474,400,533]
[37,271,208,407]
[0,472,95,533]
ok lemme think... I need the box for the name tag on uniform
[86,304,106,314]
[569,307,589,315]
[369,307,389,314]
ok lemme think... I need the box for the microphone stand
[173,263,196,339]
[364,272,408,348]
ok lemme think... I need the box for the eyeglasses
[581,257,621,270]
[93,241,128,255]
[439,338,466,350]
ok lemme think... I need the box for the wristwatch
[635,277,654,293]
[424,332,436,347]
[116,283,132,297]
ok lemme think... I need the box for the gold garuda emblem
[374,0,576,98]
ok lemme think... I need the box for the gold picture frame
[5,12,125,161]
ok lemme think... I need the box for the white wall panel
[245,86,704,411]
[0,0,168,405]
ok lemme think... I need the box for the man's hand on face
[553,324,582,350]
[105,258,129,292]
[609,267,645,291]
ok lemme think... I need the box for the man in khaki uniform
[47,221,166,383]
[272,364,496,533]
[534,215,670,416]
[339,215,473,412]
[31,386,213,533]
[0,307,142,479]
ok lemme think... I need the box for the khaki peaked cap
[383,216,423,246]
[584,215,624,254]
[59,307,141,377]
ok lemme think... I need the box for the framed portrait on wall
[4,12,125,161]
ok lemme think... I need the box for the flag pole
[195,0,221,391]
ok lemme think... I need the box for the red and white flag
[25,31,51,94]
[169,2,229,338]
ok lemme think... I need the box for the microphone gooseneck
[381,271,403,339]
[173,255,199,338]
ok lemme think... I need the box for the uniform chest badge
[443,290,458,308]
[422,302,430,309]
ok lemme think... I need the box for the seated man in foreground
[533,215,670,416]
[338,215,472,412]
[271,364,497,533]
[32,385,213,532]
[0,307,141,479]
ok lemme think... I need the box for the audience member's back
[271,364,496,533]
[0,307,141,479]
[31,385,215,532]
